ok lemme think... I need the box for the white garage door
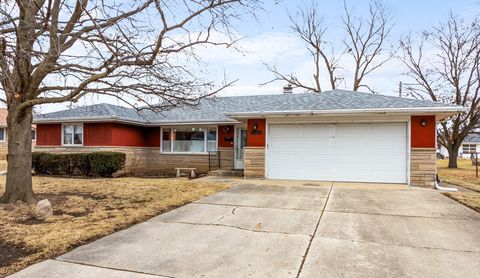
[266,123,407,183]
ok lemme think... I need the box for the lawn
[437,158,480,192]
[0,175,228,277]
[437,158,480,213]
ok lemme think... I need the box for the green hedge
[32,152,126,177]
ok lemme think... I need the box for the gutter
[33,116,241,126]
[225,106,466,118]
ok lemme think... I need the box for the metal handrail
[208,150,220,172]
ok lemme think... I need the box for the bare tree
[400,15,480,168]
[0,0,259,203]
[263,1,393,93]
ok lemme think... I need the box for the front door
[234,127,248,169]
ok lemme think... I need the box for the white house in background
[438,134,480,158]
[460,134,480,158]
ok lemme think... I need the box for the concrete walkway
[10,179,480,278]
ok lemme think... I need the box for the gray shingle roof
[464,134,480,143]
[34,90,462,124]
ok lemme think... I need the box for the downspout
[435,175,458,192]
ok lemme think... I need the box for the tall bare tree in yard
[263,1,393,92]
[400,15,480,168]
[0,0,258,203]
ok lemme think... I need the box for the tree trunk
[1,105,35,204]
[447,145,459,169]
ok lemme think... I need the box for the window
[0,128,4,141]
[62,124,83,145]
[462,144,476,154]
[162,129,171,152]
[31,129,36,141]
[161,126,217,153]
[207,128,217,152]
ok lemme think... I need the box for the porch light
[420,118,427,127]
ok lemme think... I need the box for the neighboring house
[437,135,480,159]
[460,135,480,158]
[0,108,36,159]
[33,90,463,187]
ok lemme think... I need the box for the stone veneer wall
[218,147,234,170]
[244,147,265,178]
[410,148,436,187]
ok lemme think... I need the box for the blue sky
[39,0,479,113]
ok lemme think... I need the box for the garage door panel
[269,138,331,151]
[269,125,303,137]
[267,123,407,183]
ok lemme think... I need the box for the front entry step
[209,169,244,177]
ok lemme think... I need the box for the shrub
[57,154,74,175]
[32,152,61,175]
[70,153,90,176]
[88,152,126,177]
[31,151,125,177]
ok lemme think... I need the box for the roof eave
[226,106,466,119]
[33,116,242,126]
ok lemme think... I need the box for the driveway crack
[159,221,309,236]
[316,236,480,254]
[295,181,334,278]
[54,259,174,277]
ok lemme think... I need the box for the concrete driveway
[11,179,480,278]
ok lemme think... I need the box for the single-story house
[460,135,480,158]
[437,135,480,159]
[33,90,464,187]
[0,108,36,159]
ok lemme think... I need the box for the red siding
[411,115,436,148]
[247,119,266,147]
[218,125,234,148]
[111,123,147,147]
[143,127,160,147]
[36,124,61,146]
[38,122,160,147]
[84,123,113,146]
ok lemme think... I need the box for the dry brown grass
[0,176,228,277]
[444,192,480,213]
[437,159,480,192]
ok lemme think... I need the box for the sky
[38,0,479,113]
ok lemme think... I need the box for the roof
[34,90,465,125]
[464,134,480,143]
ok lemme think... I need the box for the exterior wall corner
[244,146,265,178]
[410,147,436,188]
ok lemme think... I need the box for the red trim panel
[218,125,234,147]
[411,115,436,148]
[247,119,266,147]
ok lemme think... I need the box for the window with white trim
[161,126,217,153]
[62,124,83,145]
[462,144,476,154]
[0,128,4,141]
[31,129,36,141]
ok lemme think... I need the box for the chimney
[283,84,293,94]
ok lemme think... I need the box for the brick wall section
[218,147,234,170]
[244,147,265,178]
[410,148,436,187]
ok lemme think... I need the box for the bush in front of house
[88,152,126,177]
[32,152,125,177]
